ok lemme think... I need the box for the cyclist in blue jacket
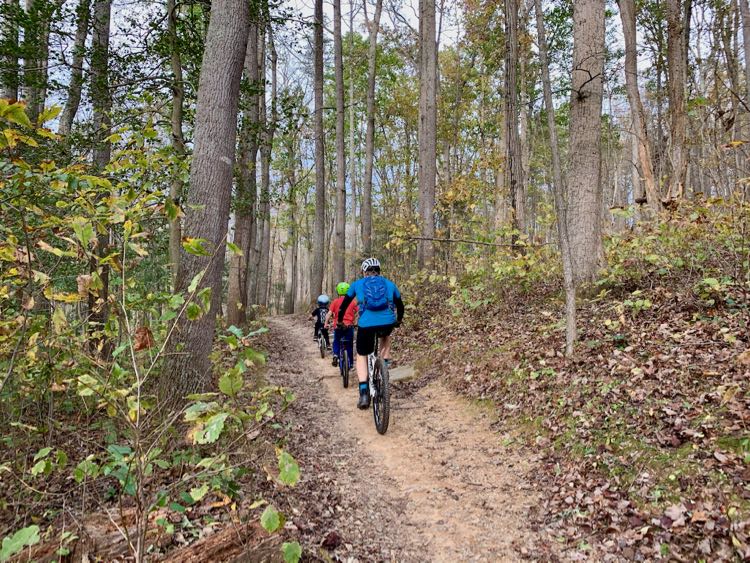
[337,258,404,409]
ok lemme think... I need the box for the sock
[359,382,368,394]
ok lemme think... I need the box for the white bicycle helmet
[361,257,381,272]
[317,294,330,306]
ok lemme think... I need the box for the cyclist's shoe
[357,392,370,410]
[331,355,338,367]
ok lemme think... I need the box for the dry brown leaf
[133,326,154,351]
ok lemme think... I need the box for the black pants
[356,324,394,356]
[314,322,330,347]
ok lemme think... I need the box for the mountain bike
[338,328,353,389]
[317,330,327,359]
[368,335,390,435]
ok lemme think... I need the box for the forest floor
[261,314,552,561]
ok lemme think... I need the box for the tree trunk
[87,0,112,358]
[362,0,383,256]
[740,0,750,185]
[666,0,687,200]
[23,0,56,121]
[161,0,250,400]
[417,0,437,268]
[227,21,260,327]
[534,0,576,355]
[742,0,750,99]
[257,26,277,307]
[0,0,20,100]
[166,0,185,287]
[285,135,299,314]
[567,0,605,286]
[311,0,325,298]
[59,0,90,136]
[618,0,660,214]
[333,0,347,283]
[504,0,525,236]
[348,1,357,269]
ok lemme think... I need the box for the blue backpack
[362,276,389,311]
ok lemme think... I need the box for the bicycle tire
[372,358,390,435]
[319,336,325,359]
[341,349,349,388]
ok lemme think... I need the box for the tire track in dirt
[267,315,542,562]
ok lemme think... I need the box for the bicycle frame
[367,336,379,398]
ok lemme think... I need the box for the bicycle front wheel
[341,349,349,388]
[372,358,390,435]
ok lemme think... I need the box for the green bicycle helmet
[336,282,350,296]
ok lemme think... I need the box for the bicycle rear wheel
[341,349,349,388]
[319,336,325,358]
[372,358,390,435]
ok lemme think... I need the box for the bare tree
[23,0,58,121]
[227,20,260,326]
[667,0,688,200]
[618,0,661,214]
[534,0,576,354]
[257,25,277,307]
[58,0,90,136]
[311,0,326,298]
[362,0,383,256]
[567,0,605,285]
[162,0,250,399]
[0,0,20,100]
[333,0,347,283]
[87,0,112,358]
[349,0,358,267]
[417,0,437,268]
[504,0,525,236]
[166,0,185,286]
[740,0,750,160]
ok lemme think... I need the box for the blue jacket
[345,276,402,328]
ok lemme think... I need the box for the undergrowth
[399,199,750,560]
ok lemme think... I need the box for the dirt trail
[266,315,543,561]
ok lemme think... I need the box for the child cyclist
[337,258,403,409]
[309,294,331,348]
[326,282,358,369]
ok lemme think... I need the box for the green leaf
[33,447,52,461]
[169,294,185,309]
[195,413,228,444]
[277,451,300,487]
[30,460,48,476]
[164,198,180,221]
[219,370,243,398]
[227,325,244,338]
[189,484,209,502]
[260,505,282,533]
[169,502,186,514]
[186,303,202,321]
[281,542,302,563]
[71,218,94,249]
[188,271,204,293]
[1,525,40,562]
[197,287,212,311]
[184,401,214,421]
[182,237,210,256]
[38,105,61,124]
[227,242,242,256]
[74,457,99,483]
[3,103,32,128]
